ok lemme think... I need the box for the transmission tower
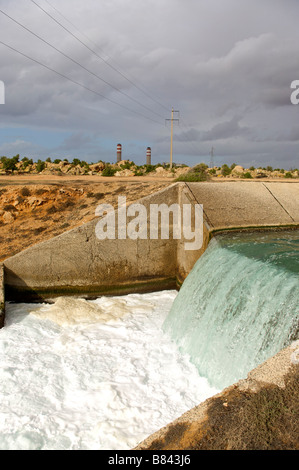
[165,108,179,169]
[209,146,214,168]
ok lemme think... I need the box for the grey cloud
[199,116,251,142]
[0,0,299,167]
[58,132,97,151]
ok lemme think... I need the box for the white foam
[0,291,218,450]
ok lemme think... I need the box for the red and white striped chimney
[117,143,122,163]
[146,147,151,165]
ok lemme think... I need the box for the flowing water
[0,291,218,450]
[163,230,299,390]
[0,230,298,449]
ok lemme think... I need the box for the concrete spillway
[0,180,298,450]
[1,181,299,305]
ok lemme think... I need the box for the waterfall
[163,230,299,390]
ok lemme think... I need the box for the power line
[0,39,162,125]
[43,0,171,113]
[178,117,202,157]
[0,8,165,121]
[29,0,169,117]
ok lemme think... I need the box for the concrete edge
[134,341,299,450]
[0,263,4,327]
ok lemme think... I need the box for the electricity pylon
[166,108,179,169]
[210,147,214,168]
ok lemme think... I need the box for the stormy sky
[0,0,298,168]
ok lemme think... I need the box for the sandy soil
[1,173,296,262]
[0,175,173,262]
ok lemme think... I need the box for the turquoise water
[163,230,299,390]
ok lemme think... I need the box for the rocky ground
[0,177,171,262]
[1,157,298,180]
[1,159,298,262]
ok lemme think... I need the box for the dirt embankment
[0,177,172,262]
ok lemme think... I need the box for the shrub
[21,187,31,197]
[144,164,156,173]
[242,172,253,179]
[102,165,117,176]
[120,161,135,170]
[2,155,19,172]
[221,164,232,176]
[22,158,33,169]
[285,172,293,178]
[176,163,210,182]
[36,160,45,172]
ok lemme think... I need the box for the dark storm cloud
[0,0,298,167]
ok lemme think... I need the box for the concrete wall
[3,181,299,305]
[176,183,211,284]
[4,184,180,301]
[0,264,4,328]
[135,341,299,450]
[188,181,299,230]
[1,180,298,446]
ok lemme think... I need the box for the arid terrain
[0,175,172,262]
[1,162,298,262]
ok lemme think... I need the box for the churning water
[164,230,299,390]
[0,291,218,450]
[0,230,298,449]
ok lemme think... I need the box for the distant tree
[36,159,45,172]
[144,164,156,173]
[102,165,117,176]
[72,158,81,166]
[53,159,61,164]
[221,164,232,176]
[2,154,19,172]
[46,157,52,163]
[266,166,273,172]
[22,158,33,169]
